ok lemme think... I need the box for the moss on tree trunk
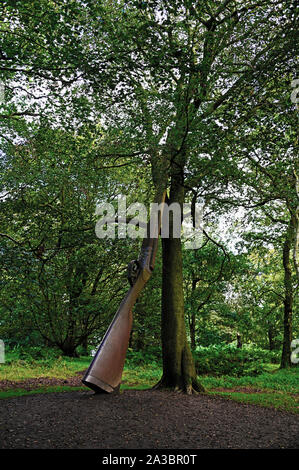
[153,175,204,394]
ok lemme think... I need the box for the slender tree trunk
[82,336,88,356]
[268,326,275,351]
[128,329,134,349]
[134,299,146,351]
[237,334,242,349]
[293,169,299,282]
[190,316,196,351]
[280,218,294,368]
[189,279,197,350]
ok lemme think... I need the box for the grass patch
[209,390,299,414]
[200,367,299,394]
[0,355,91,381]
[201,367,299,414]
[122,363,162,389]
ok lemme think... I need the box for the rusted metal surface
[82,191,166,393]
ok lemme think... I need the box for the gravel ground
[0,389,298,449]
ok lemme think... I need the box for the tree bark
[268,326,275,351]
[280,218,294,368]
[154,176,204,394]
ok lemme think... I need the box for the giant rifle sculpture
[82,191,166,393]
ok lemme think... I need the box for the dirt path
[0,389,298,449]
[0,371,85,391]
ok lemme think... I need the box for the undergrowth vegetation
[193,344,280,377]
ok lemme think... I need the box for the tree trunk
[61,343,79,357]
[128,328,134,349]
[190,316,196,351]
[237,334,242,349]
[154,178,204,394]
[268,326,275,351]
[189,279,197,351]
[82,336,88,356]
[280,218,294,368]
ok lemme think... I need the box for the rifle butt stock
[82,272,150,393]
